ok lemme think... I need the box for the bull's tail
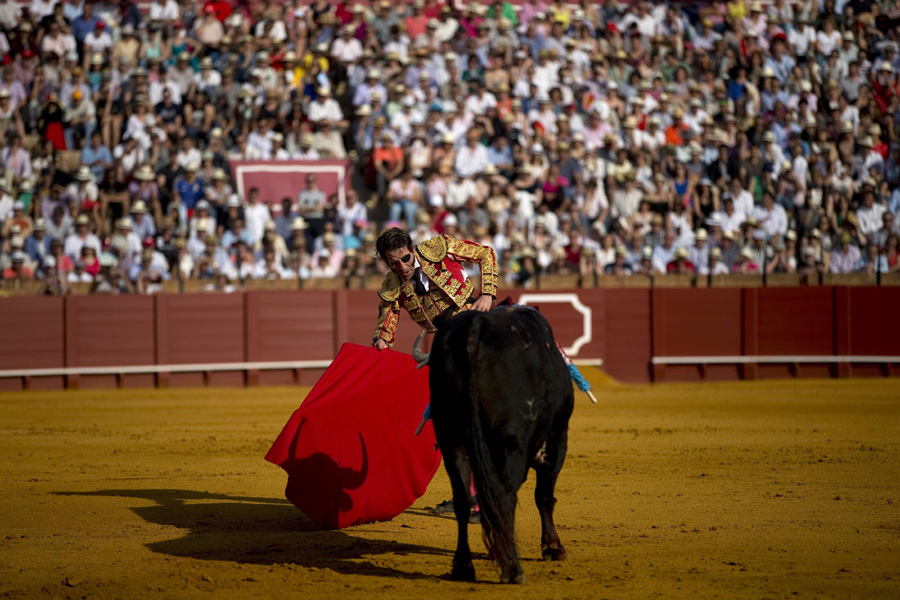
[465,317,519,574]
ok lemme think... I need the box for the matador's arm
[443,234,499,298]
[373,272,401,347]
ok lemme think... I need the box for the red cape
[265,343,440,529]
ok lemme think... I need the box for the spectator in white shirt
[331,25,363,65]
[29,0,55,20]
[751,192,788,241]
[856,190,887,238]
[64,214,101,260]
[307,87,345,126]
[454,130,489,178]
[149,0,179,24]
[725,178,755,217]
[83,21,112,57]
[243,187,272,244]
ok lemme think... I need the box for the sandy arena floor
[1,374,898,599]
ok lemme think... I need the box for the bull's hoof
[542,546,569,561]
[501,564,526,584]
[450,562,475,582]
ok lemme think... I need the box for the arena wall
[0,287,897,391]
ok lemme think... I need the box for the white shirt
[717,208,747,234]
[246,130,274,160]
[729,189,755,217]
[857,203,886,236]
[751,203,788,238]
[149,0,179,21]
[63,233,101,260]
[454,144,489,178]
[244,202,272,244]
[465,92,497,116]
[307,98,343,123]
[29,0,56,19]
[789,25,816,57]
[446,178,478,210]
[83,31,112,54]
[193,70,222,94]
[331,36,363,63]
[817,30,841,57]
[68,271,94,283]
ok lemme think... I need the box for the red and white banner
[227,160,352,207]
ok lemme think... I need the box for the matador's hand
[374,339,389,351]
[471,295,494,312]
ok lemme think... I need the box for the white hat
[75,165,93,181]
[443,214,458,227]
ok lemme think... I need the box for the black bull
[427,306,575,584]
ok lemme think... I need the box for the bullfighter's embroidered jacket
[373,234,498,347]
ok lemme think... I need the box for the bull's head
[412,331,430,369]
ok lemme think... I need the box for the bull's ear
[378,272,401,301]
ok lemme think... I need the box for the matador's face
[385,247,415,281]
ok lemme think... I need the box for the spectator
[243,187,271,244]
[4,250,34,280]
[830,232,862,274]
[63,213,101,260]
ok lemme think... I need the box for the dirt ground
[1,374,899,600]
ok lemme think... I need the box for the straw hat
[75,165,93,181]
[134,165,155,181]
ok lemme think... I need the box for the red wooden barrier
[65,295,155,389]
[651,289,742,382]
[0,287,896,390]
[246,291,336,386]
[156,294,246,387]
[604,289,652,383]
[0,297,64,392]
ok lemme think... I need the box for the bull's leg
[535,429,568,562]
[446,446,476,582]
[492,449,527,584]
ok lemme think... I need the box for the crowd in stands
[2,0,900,293]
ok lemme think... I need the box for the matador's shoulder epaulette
[416,234,449,263]
[378,272,402,302]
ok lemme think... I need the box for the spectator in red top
[666,247,695,274]
[405,0,429,39]
[733,248,760,274]
[665,107,687,146]
[873,62,897,114]
[3,251,33,280]
[204,0,232,23]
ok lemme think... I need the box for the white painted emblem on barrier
[517,293,592,356]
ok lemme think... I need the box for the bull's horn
[412,331,430,369]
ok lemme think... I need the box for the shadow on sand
[53,489,449,580]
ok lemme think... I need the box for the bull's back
[429,307,572,436]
